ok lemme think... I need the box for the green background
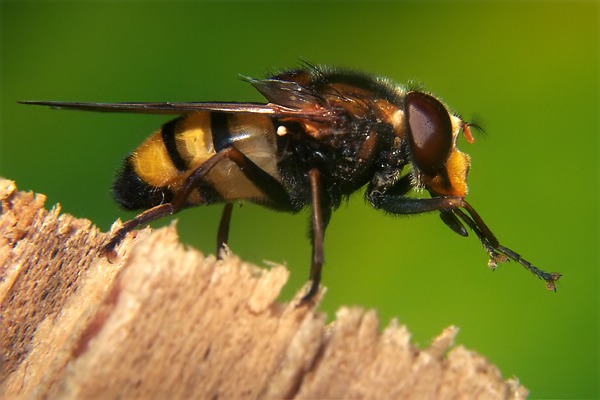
[1,1,597,398]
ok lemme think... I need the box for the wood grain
[0,178,527,399]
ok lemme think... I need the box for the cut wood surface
[0,178,527,399]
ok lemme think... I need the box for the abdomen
[113,112,282,210]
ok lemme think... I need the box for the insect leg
[103,149,237,255]
[216,203,233,258]
[453,205,561,291]
[366,173,465,214]
[105,148,246,254]
[367,191,466,215]
[106,145,293,259]
[301,168,331,303]
[204,148,294,257]
[367,188,560,290]
[104,202,178,257]
[439,209,469,237]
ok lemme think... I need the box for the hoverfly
[22,64,560,301]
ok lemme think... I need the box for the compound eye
[405,91,453,174]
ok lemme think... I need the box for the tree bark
[0,178,527,399]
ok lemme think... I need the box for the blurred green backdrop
[1,2,597,398]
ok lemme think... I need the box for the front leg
[367,173,467,224]
[368,190,465,215]
[366,185,561,291]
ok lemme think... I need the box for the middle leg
[301,168,332,303]
[216,203,234,257]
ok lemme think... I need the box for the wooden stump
[0,178,527,399]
